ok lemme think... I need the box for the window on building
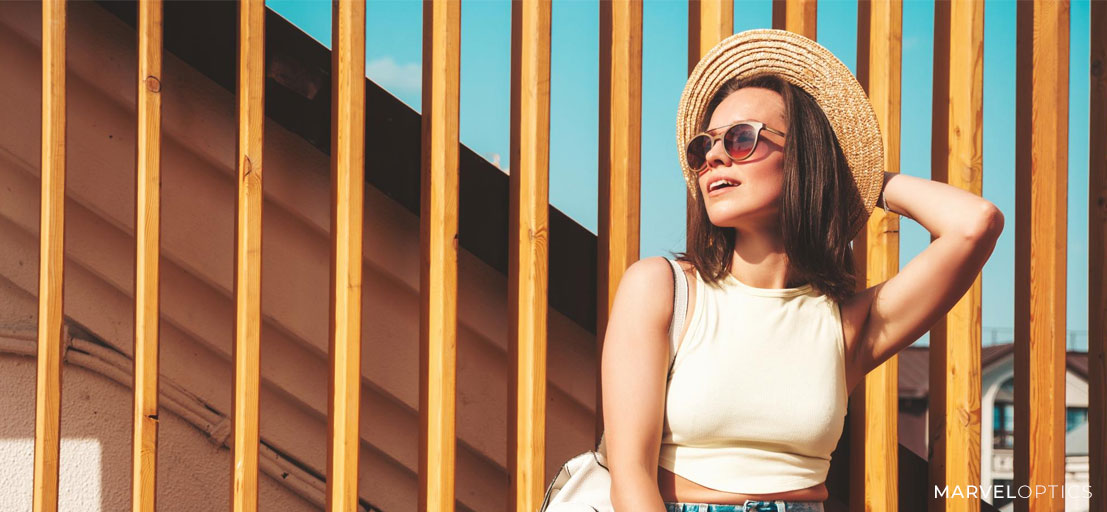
[993,402,1015,449]
[1066,407,1088,432]
[991,374,1087,449]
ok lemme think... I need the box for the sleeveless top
[657,265,849,494]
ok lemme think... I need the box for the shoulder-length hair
[677,73,860,303]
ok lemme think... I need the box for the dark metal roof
[96,0,600,333]
[897,342,1090,399]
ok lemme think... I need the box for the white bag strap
[665,258,688,375]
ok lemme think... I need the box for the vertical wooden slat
[933,1,986,511]
[685,0,732,248]
[132,0,163,510]
[326,0,366,511]
[772,0,817,39]
[595,0,642,445]
[33,1,66,511]
[231,0,265,510]
[1089,1,1107,509]
[852,2,902,512]
[688,0,733,75]
[508,1,551,511]
[1014,1,1069,511]
[850,0,885,508]
[418,0,460,511]
[927,3,951,509]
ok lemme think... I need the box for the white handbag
[537,258,688,512]
[537,442,613,512]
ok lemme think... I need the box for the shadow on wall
[0,353,321,512]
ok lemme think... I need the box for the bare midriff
[657,466,829,504]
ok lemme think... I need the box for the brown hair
[676,73,860,303]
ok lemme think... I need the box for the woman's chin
[707,217,743,229]
[707,208,775,230]
[705,209,747,227]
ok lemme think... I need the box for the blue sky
[266,0,1094,350]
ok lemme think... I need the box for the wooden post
[853,2,903,511]
[508,1,551,511]
[231,0,265,510]
[1014,1,1069,511]
[1089,1,1107,509]
[927,3,951,510]
[686,0,733,249]
[132,0,164,510]
[772,0,817,39]
[419,0,460,511]
[928,1,985,511]
[688,0,734,75]
[33,1,67,511]
[327,0,366,510]
[596,0,642,445]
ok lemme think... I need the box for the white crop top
[658,266,848,494]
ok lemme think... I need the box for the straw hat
[677,28,885,241]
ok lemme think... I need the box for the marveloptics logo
[934,484,1093,500]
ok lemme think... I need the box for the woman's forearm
[610,471,667,512]
[879,171,999,238]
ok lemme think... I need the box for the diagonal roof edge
[96,0,599,333]
[897,343,1092,400]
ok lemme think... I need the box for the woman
[600,30,1003,512]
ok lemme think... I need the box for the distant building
[897,343,1090,512]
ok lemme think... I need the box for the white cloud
[486,152,502,169]
[365,56,421,95]
[482,152,510,174]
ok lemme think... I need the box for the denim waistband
[664,499,825,512]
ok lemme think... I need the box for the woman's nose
[703,136,731,171]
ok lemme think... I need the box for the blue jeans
[663,500,825,512]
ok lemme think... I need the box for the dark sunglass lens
[724,123,757,160]
[685,134,711,170]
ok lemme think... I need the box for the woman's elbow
[964,202,1004,241]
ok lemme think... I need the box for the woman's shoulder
[623,256,699,293]
[620,256,676,290]
[606,257,677,335]
[617,257,698,317]
[622,256,697,285]
[616,257,681,306]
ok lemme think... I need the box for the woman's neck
[729,229,805,289]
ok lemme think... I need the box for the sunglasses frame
[686,120,787,174]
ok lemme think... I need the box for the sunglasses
[685,120,787,173]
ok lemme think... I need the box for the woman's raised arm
[601,256,675,512]
[853,171,1004,376]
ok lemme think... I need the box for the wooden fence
[28,0,1104,511]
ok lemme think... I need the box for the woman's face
[696,87,788,230]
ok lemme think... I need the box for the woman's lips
[707,180,740,196]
